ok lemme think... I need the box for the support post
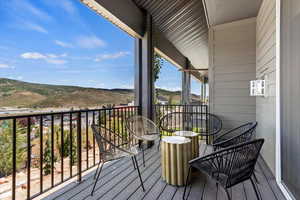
[134,13,154,119]
[181,58,191,105]
[141,14,154,119]
[134,38,143,115]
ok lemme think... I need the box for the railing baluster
[40,115,43,193]
[51,115,54,187]
[121,108,125,147]
[113,108,116,146]
[117,109,120,145]
[86,111,89,169]
[27,117,31,199]
[77,112,82,182]
[108,109,113,150]
[70,113,73,177]
[92,111,95,166]
[205,105,209,144]
[12,118,16,200]
[103,109,107,152]
[60,114,64,182]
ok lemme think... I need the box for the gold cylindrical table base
[161,136,191,186]
[173,131,199,159]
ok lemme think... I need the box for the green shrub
[43,137,57,175]
[55,127,77,166]
[0,121,26,176]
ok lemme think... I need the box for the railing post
[77,112,82,182]
[27,117,31,199]
[12,118,16,200]
[205,105,209,144]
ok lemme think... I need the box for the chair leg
[132,157,136,170]
[91,162,103,196]
[216,183,219,200]
[134,155,145,191]
[93,161,102,179]
[142,149,145,167]
[250,177,261,200]
[253,173,259,184]
[225,188,231,200]
[157,137,161,151]
[183,166,192,200]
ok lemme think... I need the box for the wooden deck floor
[42,143,286,200]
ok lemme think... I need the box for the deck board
[41,144,286,200]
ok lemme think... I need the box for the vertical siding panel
[209,18,256,131]
[256,0,276,173]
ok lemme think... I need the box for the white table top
[173,131,199,137]
[162,136,191,144]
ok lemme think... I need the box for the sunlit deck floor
[42,142,285,200]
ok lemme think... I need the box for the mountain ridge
[0,78,199,109]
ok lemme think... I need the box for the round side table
[161,136,191,186]
[173,131,199,159]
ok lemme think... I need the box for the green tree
[153,53,164,103]
[0,121,26,176]
[153,53,164,82]
[55,127,77,165]
[43,137,56,175]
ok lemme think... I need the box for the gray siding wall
[256,0,276,173]
[209,18,256,130]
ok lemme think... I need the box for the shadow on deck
[41,143,285,200]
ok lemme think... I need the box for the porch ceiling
[203,0,262,26]
[133,0,209,70]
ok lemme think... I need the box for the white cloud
[21,52,46,59]
[22,1,52,21]
[54,40,73,48]
[61,0,77,15]
[47,59,67,65]
[17,76,23,80]
[94,51,130,62]
[0,64,15,69]
[20,52,67,65]
[23,22,48,34]
[76,36,106,49]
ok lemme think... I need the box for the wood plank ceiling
[133,0,209,70]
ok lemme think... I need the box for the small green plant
[55,126,77,166]
[43,137,57,175]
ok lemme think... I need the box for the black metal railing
[0,106,139,200]
[154,104,209,140]
[0,104,209,200]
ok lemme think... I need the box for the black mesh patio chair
[212,122,258,151]
[91,124,145,196]
[183,139,264,200]
[159,112,222,144]
[125,115,160,166]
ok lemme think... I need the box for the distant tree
[43,137,57,175]
[0,121,26,176]
[55,127,77,165]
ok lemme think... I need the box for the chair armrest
[189,142,238,165]
[213,127,239,144]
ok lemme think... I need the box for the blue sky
[0,0,200,94]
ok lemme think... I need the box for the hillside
[0,78,200,109]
